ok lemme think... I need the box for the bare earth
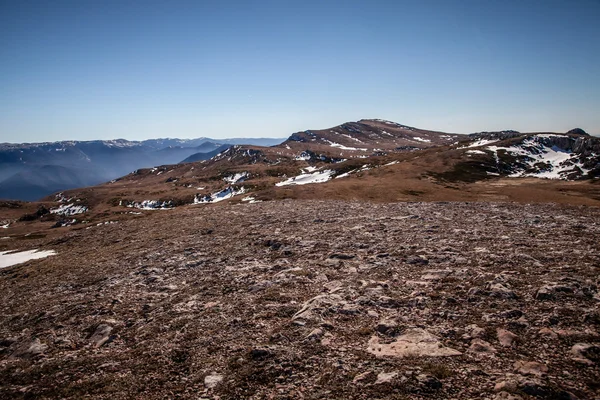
[1,200,599,399]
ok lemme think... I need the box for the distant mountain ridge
[0,136,286,201]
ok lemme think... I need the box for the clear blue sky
[1,0,599,142]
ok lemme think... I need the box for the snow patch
[460,139,499,149]
[294,152,312,161]
[0,249,57,269]
[129,200,174,210]
[412,137,431,143]
[51,204,88,216]
[276,170,334,186]
[223,172,249,184]
[466,150,486,155]
[486,135,589,179]
[241,196,262,204]
[329,143,368,151]
[194,187,246,204]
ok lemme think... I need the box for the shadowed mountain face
[0,137,285,201]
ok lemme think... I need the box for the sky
[1,0,599,142]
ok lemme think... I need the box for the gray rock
[375,370,398,384]
[10,338,48,359]
[90,324,113,348]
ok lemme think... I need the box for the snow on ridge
[329,143,368,151]
[459,139,499,149]
[241,196,262,204]
[412,137,431,143]
[486,136,589,180]
[55,192,73,203]
[128,200,174,210]
[51,203,88,216]
[276,170,334,186]
[466,150,486,155]
[0,249,57,269]
[294,152,312,161]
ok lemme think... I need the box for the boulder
[367,328,461,358]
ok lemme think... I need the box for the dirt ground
[0,200,599,399]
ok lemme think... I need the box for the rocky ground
[0,200,599,399]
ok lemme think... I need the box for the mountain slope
[276,119,461,158]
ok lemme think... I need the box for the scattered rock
[89,324,113,348]
[375,370,398,384]
[514,360,548,377]
[494,392,523,400]
[462,324,486,339]
[10,338,48,359]
[204,372,223,389]
[250,347,273,360]
[488,283,517,299]
[468,339,497,355]
[305,328,324,341]
[497,328,518,347]
[352,370,374,384]
[375,319,398,335]
[571,343,600,364]
[416,374,442,391]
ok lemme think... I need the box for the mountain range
[0,137,285,201]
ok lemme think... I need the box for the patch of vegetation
[403,190,425,196]
[422,362,455,379]
[18,206,50,222]
[430,160,495,183]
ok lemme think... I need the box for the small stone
[305,328,324,341]
[535,286,555,300]
[375,371,398,384]
[90,324,113,348]
[494,380,518,393]
[468,339,497,355]
[514,360,548,377]
[488,283,517,299]
[10,338,48,359]
[494,392,523,400]
[204,372,223,389]
[538,327,558,339]
[416,374,442,390]
[463,324,486,339]
[497,328,518,347]
[250,347,272,360]
[375,319,398,335]
[571,343,600,364]
[352,370,374,384]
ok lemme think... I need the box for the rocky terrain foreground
[1,200,599,399]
